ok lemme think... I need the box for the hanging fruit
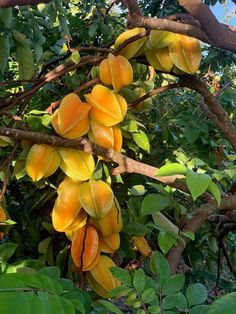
[26,144,61,181]
[99,53,133,92]
[85,85,127,127]
[52,93,91,139]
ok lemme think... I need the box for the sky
[211,0,236,26]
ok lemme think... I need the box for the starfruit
[149,30,176,49]
[145,46,174,72]
[85,85,127,127]
[114,27,147,59]
[99,53,133,92]
[87,255,120,297]
[0,135,11,147]
[99,232,120,253]
[79,179,114,219]
[26,144,61,181]
[0,206,8,240]
[51,93,91,139]
[92,200,123,236]
[88,120,122,152]
[71,224,100,271]
[52,177,82,232]
[132,236,152,257]
[65,209,87,240]
[169,34,201,74]
[60,148,95,181]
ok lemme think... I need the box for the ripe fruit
[87,255,120,297]
[99,232,120,253]
[71,224,100,271]
[99,53,133,92]
[169,34,201,74]
[59,148,95,181]
[132,236,152,256]
[79,179,114,219]
[88,120,122,152]
[52,178,82,232]
[149,30,176,49]
[114,27,147,59]
[145,46,174,72]
[52,93,91,139]
[94,200,123,236]
[26,144,61,181]
[85,85,127,127]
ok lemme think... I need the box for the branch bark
[0,0,51,7]
[122,0,236,53]
[167,195,236,274]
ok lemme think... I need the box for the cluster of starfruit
[24,52,135,297]
[114,27,202,74]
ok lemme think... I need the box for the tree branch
[121,0,236,53]
[167,196,236,274]
[0,0,51,7]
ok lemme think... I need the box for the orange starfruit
[88,120,122,152]
[71,224,100,271]
[99,232,120,253]
[99,53,133,92]
[85,85,127,127]
[26,144,61,181]
[79,179,114,219]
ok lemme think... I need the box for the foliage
[0,0,236,313]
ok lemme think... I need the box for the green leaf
[181,231,195,241]
[121,119,138,132]
[152,212,179,235]
[190,305,209,314]
[108,286,133,298]
[133,269,146,293]
[142,288,156,304]
[162,275,185,295]
[0,243,17,263]
[110,267,132,286]
[147,305,161,313]
[0,8,12,28]
[186,170,211,201]
[123,222,148,236]
[0,35,10,74]
[37,292,65,314]
[150,251,170,285]
[27,292,45,314]
[207,181,221,206]
[12,30,34,80]
[132,130,150,152]
[162,293,180,310]
[207,292,236,314]
[0,135,11,147]
[97,300,123,314]
[89,23,99,37]
[130,185,146,196]
[0,291,30,314]
[71,51,81,64]
[156,163,187,176]
[141,194,170,216]
[186,283,207,306]
[158,231,178,254]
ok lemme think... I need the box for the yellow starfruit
[60,148,95,181]
[145,46,174,72]
[88,120,122,152]
[65,209,87,240]
[79,179,114,219]
[114,27,147,59]
[87,255,120,298]
[26,144,61,181]
[99,232,120,253]
[99,53,133,92]
[95,200,123,236]
[52,93,91,139]
[169,34,201,74]
[85,85,127,127]
[149,30,176,49]
[52,178,82,232]
[132,236,152,257]
[71,224,100,271]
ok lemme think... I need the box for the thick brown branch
[0,0,51,7]
[182,76,236,151]
[0,127,185,187]
[168,195,236,273]
[122,0,236,53]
